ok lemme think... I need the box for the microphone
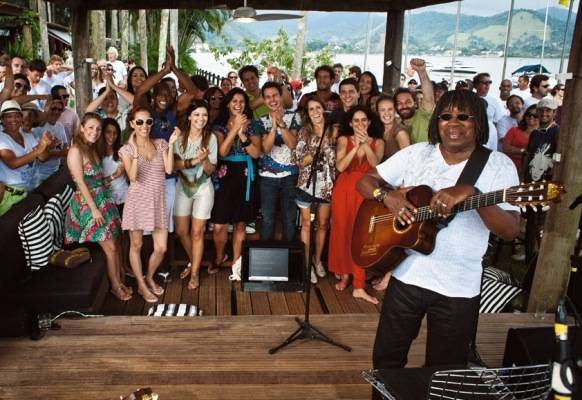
[550,297,575,399]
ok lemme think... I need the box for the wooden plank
[215,269,233,316]
[250,292,272,315]
[123,282,147,316]
[235,282,253,316]
[284,292,306,315]
[180,273,199,306]
[305,287,324,314]
[332,282,366,314]
[198,271,217,316]
[161,273,182,305]
[267,292,289,315]
[317,276,347,314]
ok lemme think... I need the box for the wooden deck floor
[101,267,384,317]
[0,313,553,400]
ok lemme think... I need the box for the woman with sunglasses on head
[329,105,384,304]
[90,63,105,100]
[119,107,180,303]
[203,86,224,127]
[210,87,260,278]
[295,97,337,284]
[502,104,539,179]
[65,113,129,301]
[174,101,217,289]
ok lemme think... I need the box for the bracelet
[240,139,251,148]
[372,187,389,203]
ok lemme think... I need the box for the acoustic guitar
[351,181,565,273]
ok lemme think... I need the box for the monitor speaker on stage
[241,241,305,292]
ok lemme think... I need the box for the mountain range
[206,7,576,57]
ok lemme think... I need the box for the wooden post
[138,10,148,72]
[382,10,404,94]
[72,7,91,116]
[527,1,582,312]
[37,0,50,60]
[158,9,170,71]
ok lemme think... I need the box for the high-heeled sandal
[180,262,192,280]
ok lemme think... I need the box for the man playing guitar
[357,90,521,375]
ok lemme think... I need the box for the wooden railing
[194,68,225,87]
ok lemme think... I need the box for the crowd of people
[0,45,561,308]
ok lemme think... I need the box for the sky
[420,0,579,16]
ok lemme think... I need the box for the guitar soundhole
[394,219,409,233]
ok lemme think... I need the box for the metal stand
[269,129,351,355]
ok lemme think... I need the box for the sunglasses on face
[134,118,154,126]
[14,83,24,89]
[525,113,538,118]
[479,80,492,85]
[210,96,224,101]
[228,76,237,79]
[438,113,475,122]
[61,94,70,99]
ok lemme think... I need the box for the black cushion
[0,194,45,288]
[32,166,74,202]
[2,243,106,313]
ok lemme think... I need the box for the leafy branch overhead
[210,28,334,78]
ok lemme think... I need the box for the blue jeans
[260,175,298,241]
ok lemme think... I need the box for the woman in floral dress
[65,112,130,301]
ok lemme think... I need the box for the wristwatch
[372,187,389,203]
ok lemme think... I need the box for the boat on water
[429,61,478,80]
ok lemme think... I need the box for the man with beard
[524,74,550,109]
[497,95,523,144]
[297,65,341,112]
[394,58,435,144]
[331,63,343,94]
[331,78,359,134]
[252,82,300,242]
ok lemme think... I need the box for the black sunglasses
[479,80,492,85]
[438,113,475,122]
[14,83,24,89]
[134,118,154,126]
[228,75,237,79]
[525,113,538,118]
[61,94,70,99]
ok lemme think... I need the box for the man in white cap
[107,46,127,87]
[0,100,52,194]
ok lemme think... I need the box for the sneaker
[313,258,326,278]
[245,222,256,234]
[229,257,242,281]
[310,267,318,284]
[227,224,234,233]
[207,223,214,232]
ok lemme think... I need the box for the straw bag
[50,247,91,269]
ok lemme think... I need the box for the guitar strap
[439,144,492,227]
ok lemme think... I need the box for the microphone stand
[269,128,351,354]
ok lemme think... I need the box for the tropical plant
[210,28,335,79]
[0,9,41,60]
[128,9,229,75]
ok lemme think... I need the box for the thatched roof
[45,0,453,12]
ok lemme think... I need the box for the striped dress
[119,139,168,231]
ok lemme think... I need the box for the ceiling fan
[229,0,303,22]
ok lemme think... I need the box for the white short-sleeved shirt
[481,94,507,151]
[376,143,520,298]
[33,122,69,182]
[0,130,39,192]
[496,115,519,143]
[28,80,52,109]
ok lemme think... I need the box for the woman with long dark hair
[358,71,380,108]
[329,105,384,303]
[174,101,217,289]
[211,87,260,278]
[295,96,337,284]
[502,104,538,179]
[203,86,224,127]
[65,113,129,301]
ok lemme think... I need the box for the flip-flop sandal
[180,262,192,280]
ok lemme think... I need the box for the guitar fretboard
[413,189,506,222]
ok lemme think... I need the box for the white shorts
[173,180,214,220]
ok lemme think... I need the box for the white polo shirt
[376,143,519,298]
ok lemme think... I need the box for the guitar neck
[414,189,506,222]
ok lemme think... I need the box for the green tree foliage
[0,9,41,60]
[129,9,228,75]
[210,28,335,79]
